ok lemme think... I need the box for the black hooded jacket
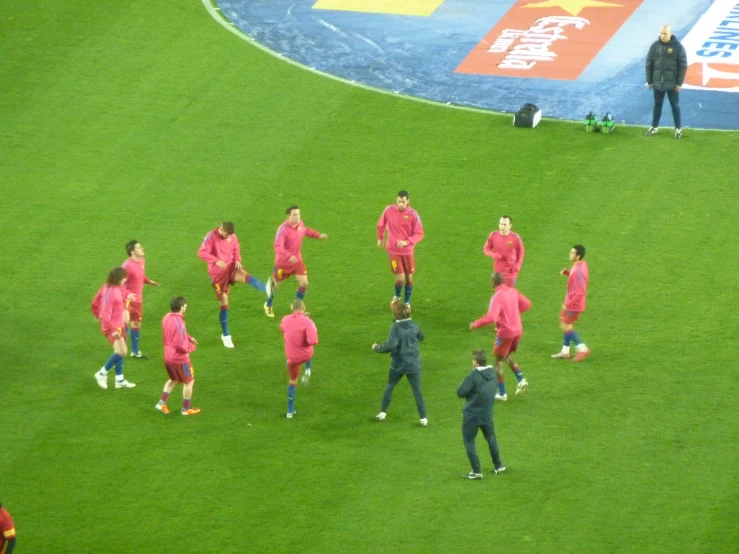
[646,35,687,91]
[457,365,497,424]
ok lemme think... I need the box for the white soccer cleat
[94,370,108,390]
[286,411,296,419]
[115,379,136,389]
[375,411,387,421]
[221,334,235,348]
[516,379,528,396]
[551,352,570,359]
[495,393,508,402]
[420,418,428,427]
[301,369,311,385]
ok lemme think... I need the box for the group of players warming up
[90,192,590,478]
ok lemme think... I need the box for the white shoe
[375,412,387,421]
[420,418,428,427]
[495,393,508,402]
[221,334,234,348]
[516,379,528,396]
[94,370,108,390]
[266,276,276,299]
[494,466,507,475]
[301,369,311,384]
[286,411,296,419]
[115,379,136,389]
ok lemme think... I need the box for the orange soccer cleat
[155,403,170,415]
[572,349,591,362]
[181,407,201,416]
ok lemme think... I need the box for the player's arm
[457,373,475,398]
[518,292,532,314]
[306,320,319,346]
[516,236,525,272]
[274,226,290,261]
[373,324,399,353]
[376,208,388,246]
[406,212,424,246]
[197,232,218,264]
[5,537,16,554]
[566,271,586,308]
[91,289,103,320]
[470,297,498,329]
[144,275,159,287]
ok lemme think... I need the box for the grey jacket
[646,36,687,91]
[457,365,497,424]
[373,318,424,374]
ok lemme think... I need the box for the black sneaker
[463,472,483,480]
[130,352,149,359]
[674,128,682,139]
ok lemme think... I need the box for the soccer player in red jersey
[122,240,159,359]
[377,190,424,308]
[265,206,328,318]
[0,502,16,554]
[92,267,136,389]
[483,216,525,287]
[470,272,532,401]
[279,299,319,418]
[198,221,276,348]
[552,245,591,362]
[156,296,201,416]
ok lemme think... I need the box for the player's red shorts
[165,362,194,384]
[211,266,239,300]
[127,301,143,323]
[502,274,517,287]
[389,254,415,276]
[560,309,581,325]
[286,360,308,380]
[494,335,520,357]
[274,261,307,282]
[103,327,126,345]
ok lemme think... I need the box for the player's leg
[129,320,142,357]
[301,358,312,384]
[481,422,505,473]
[667,90,682,134]
[286,362,301,417]
[112,335,135,388]
[569,324,590,362]
[156,378,177,414]
[402,256,415,306]
[217,290,234,348]
[389,256,403,306]
[265,267,284,316]
[493,339,508,400]
[180,364,200,415]
[377,369,403,420]
[462,420,483,478]
[553,312,575,358]
[504,337,527,395]
[295,274,308,300]
[405,371,427,425]
[652,89,666,129]
[95,332,125,389]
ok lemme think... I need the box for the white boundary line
[201,0,735,132]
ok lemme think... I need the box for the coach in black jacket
[645,25,688,138]
[457,349,505,480]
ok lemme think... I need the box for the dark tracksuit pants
[381,369,426,418]
[652,89,681,128]
[463,419,502,474]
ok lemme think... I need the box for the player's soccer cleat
[94,371,108,390]
[495,393,508,402]
[266,276,276,299]
[375,411,387,421]
[420,418,428,427]
[182,407,201,416]
[463,472,483,480]
[155,402,170,415]
[572,349,591,362]
[130,352,149,359]
[263,302,275,318]
[115,379,136,389]
[494,466,507,475]
[551,352,570,359]
[645,127,659,136]
[516,379,528,396]
[221,334,235,348]
[286,410,297,419]
[301,369,311,385]
[675,128,682,139]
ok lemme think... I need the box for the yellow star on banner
[523,0,622,16]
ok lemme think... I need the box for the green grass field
[2,1,738,552]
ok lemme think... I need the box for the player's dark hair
[125,240,138,256]
[573,245,586,260]
[397,190,409,199]
[106,267,127,286]
[170,296,187,312]
[286,205,300,216]
[501,215,512,223]
[492,272,505,287]
[393,302,411,320]
[472,349,488,366]
[292,299,305,312]
[222,221,235,234]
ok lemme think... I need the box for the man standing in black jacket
[457,350,506,480]
[373,303,428,426]
[645,25,688,138]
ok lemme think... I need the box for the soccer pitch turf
[1,1,738,552]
